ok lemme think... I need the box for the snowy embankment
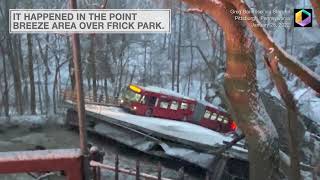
[0,115,47,125]
[0,114,65,126]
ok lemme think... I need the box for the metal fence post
[157,162,162,180]
[115,153,119,180]
[205,171,210,180]
[136,159,140,180]
[177,167,184,180]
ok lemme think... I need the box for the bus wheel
[145,109,152,117]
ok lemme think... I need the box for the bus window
[124,89,141,102]
[139,96,146,104]
[181,102,188,110]
[170,101,179,110]
[189,104,195,111]
[147,96,157,106]
[223,118,229,124]
[217,115,223,122]
[204,110,211,119]
[211,113,218,120]
[159,101,169,109]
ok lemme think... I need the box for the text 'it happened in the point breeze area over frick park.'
[9,7,314,34]
[9,9,171,33]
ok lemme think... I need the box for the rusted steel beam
[0,149,82,180]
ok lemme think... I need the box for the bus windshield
[123,89,141,102]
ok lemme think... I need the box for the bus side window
[139,96,146,104]
[204,110,211,119]
[180,102,188,110]
[170,101,179,110]
[223,118,229,124]
[159,100,169,109]
[217,115,223,122]
[189,104,195,111]
[211,113,218,120]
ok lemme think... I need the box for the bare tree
[264,52,301,180]
[5,0,23,115]
[88,34,98,101]
[310,0,320,25]
[36,58,43,114]
[182,1,280,179]
[182,0,320,179]
[37,34,51,114]
[0,44,9,117]
[176,0,183,92]
[27,34,36,115]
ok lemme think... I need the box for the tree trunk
[199,68,203,100]
[67,36,76,90]
[37,34,51,114]
[27,34,36,115]
[226,0,320,93]
[143,42,147,86]
[176,0,182,93]
[117,53,124,97]
[88,34,97,102]
[171,10,176,91]
[129,65,136,84]
[182,1,280,179]
[104,79,108,101]
[5,0,23,115]
[1,45,10,117]
[264,54,301,180]
[36,60,43,114]
[310,0,320,25]
[18,35,28,109]
[187,40,194,96]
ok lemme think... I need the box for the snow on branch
[222,0,320,94]
[186,8,204,13]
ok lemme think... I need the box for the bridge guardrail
[61,90,121,106]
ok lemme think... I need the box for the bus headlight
[133,106,137,110]
[120,99,124,104]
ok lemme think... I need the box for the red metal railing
[0,149,83,180]
[90,160,174,180]
[62,90,120,106]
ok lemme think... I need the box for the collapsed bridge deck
[64,100,248,175]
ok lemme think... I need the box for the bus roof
[143,86,195,101]
[197,99,227,113]
[131,84,227,112]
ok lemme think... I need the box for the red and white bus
[120,84,237,133]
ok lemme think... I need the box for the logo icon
[294,9,312,27]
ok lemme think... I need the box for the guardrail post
[177,167,184,180]
[115,153,119,180]
[136,159,140,180]
[157,162,162,180]
[205,171,210,180]
[92,166,97,180]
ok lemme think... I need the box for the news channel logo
[294,9,312,27]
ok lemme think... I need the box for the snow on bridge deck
[86,104,232,147]
[65,101,248,169]
[66,101,246,152]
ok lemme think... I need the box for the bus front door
[145,96,157,116]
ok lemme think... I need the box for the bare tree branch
[310,0,320,25]
[223,0,320,93]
